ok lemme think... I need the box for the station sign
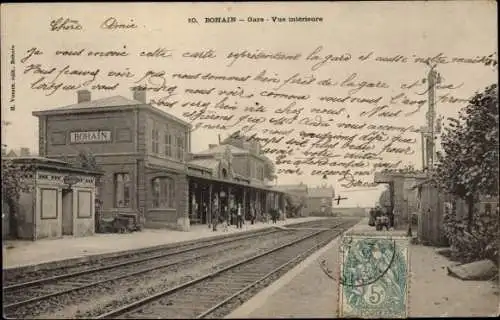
[64,175,81,186]
[70,130,111,144]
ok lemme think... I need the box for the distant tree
[2,159,33,239]
[433,84,499,231]
[74,150,104,200]
[284,193,307,217]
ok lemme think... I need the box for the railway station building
[33,90,286,232]
[306,186,335,216]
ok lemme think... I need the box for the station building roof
[188,159,219,172]
[32,95,191,127]
[3,156,103,176]
[195,144,250,156]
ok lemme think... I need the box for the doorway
[62,189,73,235]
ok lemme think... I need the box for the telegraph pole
[422,64,441,170]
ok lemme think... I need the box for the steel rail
[5,217,334,287]
[3,228,285,311]
[195,227,343,318]
[96,221,352,319]
[4,228,279,291]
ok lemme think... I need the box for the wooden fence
[417,183,498,246]
[417,184,449,246]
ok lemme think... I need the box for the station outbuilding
[2,157,101,240]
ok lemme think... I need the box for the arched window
[151,177,175,208]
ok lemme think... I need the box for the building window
[258,165,264,180]
[115,173,131,208]
[152,177,175,208]
[152,124,159,154]
[164,132,172,157]
[176,135,184,161]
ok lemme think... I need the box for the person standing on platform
[369,207,376,226]
[212,200,219,232]
[229,205,234,226]
[237,204,243,229]
[251,206,256,225]
[271,209,277,224]
[390,207,396,229]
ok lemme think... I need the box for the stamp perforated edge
[337,233,411,318]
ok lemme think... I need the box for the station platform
[2,217,325,270]
[227,218,499,318]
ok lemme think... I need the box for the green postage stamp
[338,235,410,318]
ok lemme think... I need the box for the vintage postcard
[1,1,498,319]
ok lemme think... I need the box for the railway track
[95,219,356,319]
[3,227,281,286]
[3,217,355,319]
[3,228,319,319]
[282,218,349,229]
[4,218,341,286]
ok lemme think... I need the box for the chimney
[77,90,91,103]
[209,144,218,149]
[132,88,146,103]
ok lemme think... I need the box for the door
[62,189,73,235]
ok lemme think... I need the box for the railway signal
[334,195,348,205]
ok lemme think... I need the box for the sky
[1,1,497,207]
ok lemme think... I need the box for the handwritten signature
[101,17,138,30]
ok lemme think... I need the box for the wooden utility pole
[422,64,441,170]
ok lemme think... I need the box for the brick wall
[306,197,333,216]
[36,106,195,232]
[145,112,190,159]
[232,156,249,177]
[45,111,136,156]
[38,116,47,156]
[231,154,265,181]
[176,174,190,231]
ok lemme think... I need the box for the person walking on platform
[237,204,243,229]
[251,206,256,225]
